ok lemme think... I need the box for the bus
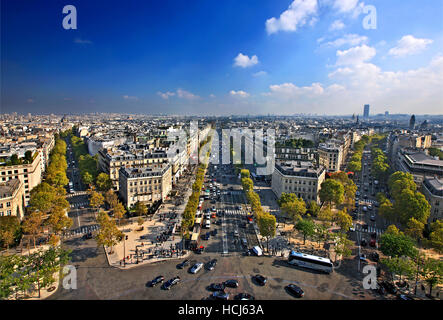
[288,251,333,273]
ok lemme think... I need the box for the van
[205,220,211,229]
[252,246,263,256]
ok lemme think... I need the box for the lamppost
[123,235,128,267]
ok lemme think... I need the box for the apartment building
[421,177,443,223]
[0,179,25,220]
[118,164,172,208]
[318,142,344,172]
[0,152,42,205]
[272,160,326,204]
[395,148,443,185]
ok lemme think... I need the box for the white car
[349,226,356,232]
[362,206,368,212]
[190,262,204,274]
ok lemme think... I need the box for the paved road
[49,235,378,300]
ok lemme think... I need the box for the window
[0,203,2,208]
[6,202,11,207]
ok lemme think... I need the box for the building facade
[118,164,172,208]
[0,152,42,205]
[271,160,326,203]
[421,177,443,223]
[0,179,25,220]
[318,142,343,172]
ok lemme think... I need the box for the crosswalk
[353,223,384,236]
[223,209,247,216]
[70,201,88,209]
[63,224,99,238]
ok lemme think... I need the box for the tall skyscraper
[409,114,416,130]
[363,104,370,118]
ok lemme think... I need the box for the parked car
[361,239,368,247]
[211,229,217,236]
[234,293,255,300]
[224,279,239,288]
[206,259,217,271]
[147,276,164,287]
[190,262,204,274]
[285,284,304,298]
[177,259,190,269]
[397,294,414,300]
[253,274,267,286]
[370,214,376,221]
[211,291,229,300]
[208,283,225,291]
[202,233,210,240]
[370,252,379,262]
[161,276,180,290]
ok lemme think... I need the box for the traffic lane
[50,240,373,300]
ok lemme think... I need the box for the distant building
[271,160,325,204]
[395,148,443,185]
[421,177,443,223]
[118,164,172,208]
[385,111,389,117]
[363,104,370,118]
[409,115,416,130]
[0,179,25,220]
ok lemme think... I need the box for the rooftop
[0,179,21,198]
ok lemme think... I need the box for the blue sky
[1,0,443,115]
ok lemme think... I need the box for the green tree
[137,217,144,226]
[420,257,443,296]
[104,189,118,209]
[280,197,306,222]
[394,189,431,225]
[89,191,104,211]
[277,193,298,207]
[334,210,353,233]
[379,232,418,258]
[427,220,443,253]
[382,256,415,282]
[96,173,112,191]
[0,216,21,249]
[388,171,416,200]
[385,224,401,235]
[295,218,316,244]
[307,200,320,217]
[113,201,126,225]
[96,211,123,254]
[257,212,276,253]
[319,179,344,207]
[404,217,425,242]
[333,233,353,263]
[46,207,73,235]
[22,211,43,248]
[82,171,94,187]
[134,201,148,216]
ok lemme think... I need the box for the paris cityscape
[0,0,442,314]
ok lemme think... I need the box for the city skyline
[2,1,443,116]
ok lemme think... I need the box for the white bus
[288,251,333,274]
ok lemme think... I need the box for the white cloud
[230,90,250,98]
[74,38,93,44]
[329,19,345,31]
[253,71,267,77]
[123,95,139,101]
[336,44,376,65]
[333,0,359,13]
[388,35,433,57]
[267,82,325,97]
[266,0,318,34]
[157,91,175,99]
[233,53,259,68]
[177,89,199,100]
[209,94,216,98]
[323,34,368,47]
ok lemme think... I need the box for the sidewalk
[104,170,197,269]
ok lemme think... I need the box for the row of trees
[275,138,314,149]
[181,136,213,238]
[371,147,390,182]
[0,246,71,300]
[379,225,443,296]
[70,135,99,187]
[240,169,277,252]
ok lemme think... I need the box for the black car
[211,291,229,300]
[208,283,225,291]
[234,293,255,300]
[285,284,304,298]
[162,276,180,290]
[147,276,164,287]
[202,233,210,240]
[211,229,218,236]
[177,260,190,269]
[206,259,217,271]
[195,247,204,254]
[375,283,386,295]
[253,274,267,286]
[370,252,380,262]
[224,279,239,288]
[397,294,414,300]
[361,239,367,246]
